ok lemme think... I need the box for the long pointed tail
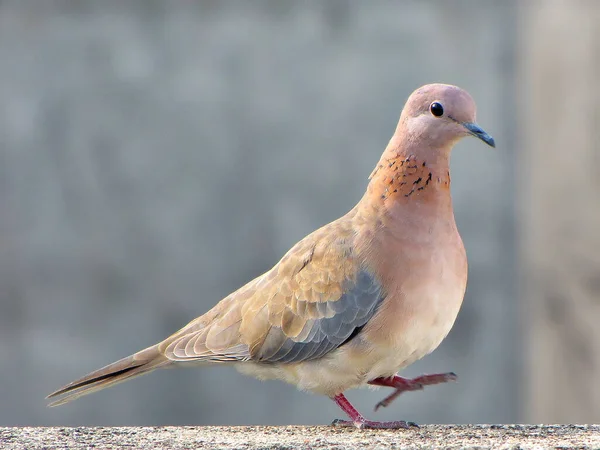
[46,345,170,407]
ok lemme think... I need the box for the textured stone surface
[2,425,600,450]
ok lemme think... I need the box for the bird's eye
[430,102,444,117]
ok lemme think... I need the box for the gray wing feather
[255,270,384,364]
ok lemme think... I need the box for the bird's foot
[370,372,457,411]
[331,418,418,429]
[330,393,418,430]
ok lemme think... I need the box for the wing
[248,268,383,363]
[161,221,385,364]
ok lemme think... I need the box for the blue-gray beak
[462,122,495,148]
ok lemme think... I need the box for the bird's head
[397,83,495,151]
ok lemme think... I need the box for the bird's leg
[369,372,457,411]
[330,393,418,429]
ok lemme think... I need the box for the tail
[46,345,170,407]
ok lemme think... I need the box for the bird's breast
[358,223,468,378]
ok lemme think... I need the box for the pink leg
[330,393,418,429]
[369,372,457,411]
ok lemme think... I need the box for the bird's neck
[353,146,456,246]
[363,135,454,208]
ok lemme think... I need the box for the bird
[47,83,495,429]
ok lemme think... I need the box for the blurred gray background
[1,0,597,427]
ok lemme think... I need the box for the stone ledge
[1,425,599,449]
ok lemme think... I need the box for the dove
[47,83,495,429]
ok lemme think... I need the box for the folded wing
[163,225,384,365]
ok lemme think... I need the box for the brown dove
[47,83,495,429]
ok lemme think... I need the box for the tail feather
[46,345,169,407]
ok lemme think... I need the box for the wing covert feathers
[165,219,384,365]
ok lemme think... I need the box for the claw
[331,393,418,430]
[332,418,417,429]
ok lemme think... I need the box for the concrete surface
[1,425,599,449]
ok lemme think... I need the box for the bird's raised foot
[331,418,419,430]
[372,372,458,411]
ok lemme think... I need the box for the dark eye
[430,102,444,117]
